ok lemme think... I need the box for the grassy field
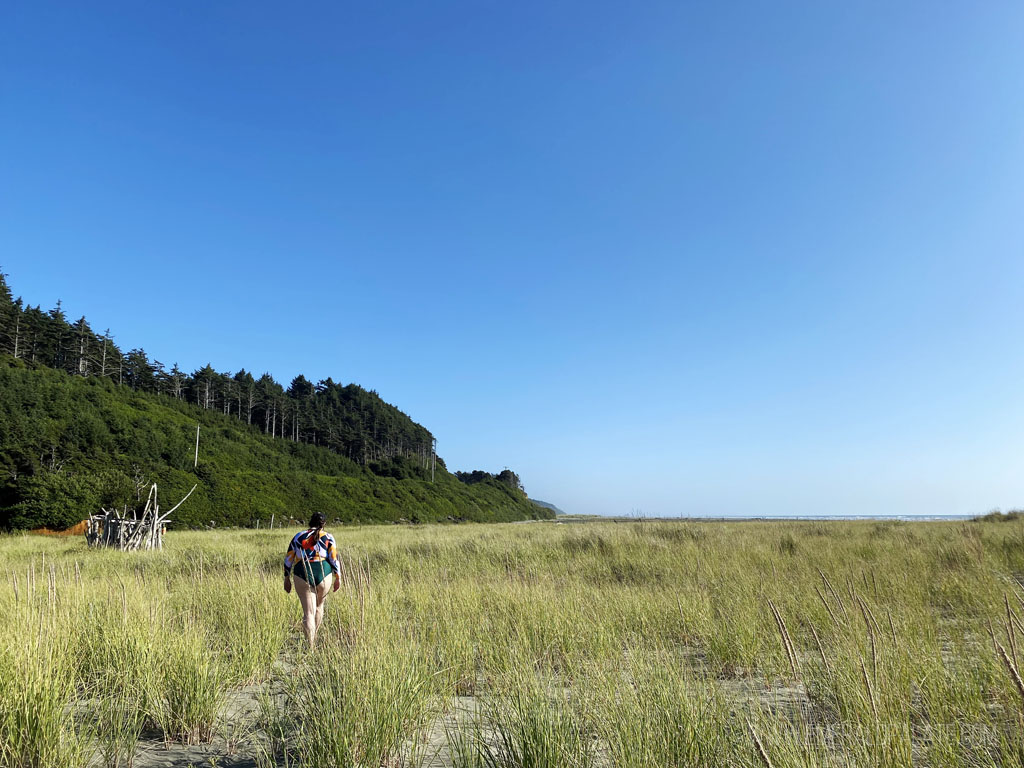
[1,518,1023,767]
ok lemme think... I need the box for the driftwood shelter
[85,482,196,551]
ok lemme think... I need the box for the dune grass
[1,518,1023,767]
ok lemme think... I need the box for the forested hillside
[0,271,551,529]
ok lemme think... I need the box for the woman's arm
[326,535,342,592]
[283,539,296,592]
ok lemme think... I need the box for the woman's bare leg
[313,574,333,639]
[294,576,318,649]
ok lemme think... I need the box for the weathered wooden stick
[162,484,197,519]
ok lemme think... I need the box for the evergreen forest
[0,270,552,530]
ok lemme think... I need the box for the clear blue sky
[3,2,1023,517]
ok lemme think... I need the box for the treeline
[0,271,432,468]
[0,358,550,530]
[455,469,524,491]
[0,270,554,530]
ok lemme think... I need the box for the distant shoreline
[555,514,977,523]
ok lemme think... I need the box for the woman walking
[283,512,341,648]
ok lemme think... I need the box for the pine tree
[234,369,256,424]
[72,317,92,375]
[167,363,187,399]
[46,300,72,371]
[124,349,156,391]
[191,365,217,409]
[0,271,16,356]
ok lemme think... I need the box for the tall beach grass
[0,518,1022,766]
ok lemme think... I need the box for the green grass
[1,518,1023,767]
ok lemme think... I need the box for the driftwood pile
[85,482,196,551]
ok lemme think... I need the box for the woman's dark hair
[309,512,327,529]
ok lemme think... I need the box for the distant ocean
[559,514,979,522]
[655,518,974,524]
[723,514,975,522]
